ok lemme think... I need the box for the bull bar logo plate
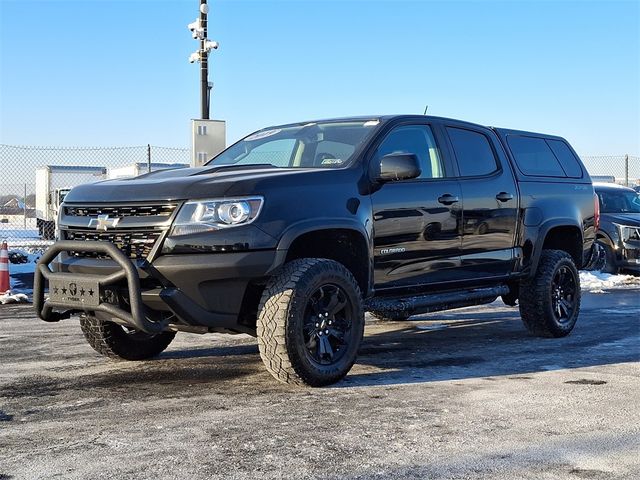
[48,277,100,308]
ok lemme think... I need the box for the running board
[364,285,510,318]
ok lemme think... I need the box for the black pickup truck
[35,115,599,386]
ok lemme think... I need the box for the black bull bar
[34,240,166,334]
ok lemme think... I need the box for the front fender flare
[266,218,373,295]
[276,218,371,252]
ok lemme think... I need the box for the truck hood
[64,165,323,203]
[602,212,640,227]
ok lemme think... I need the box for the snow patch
[579,271,640,292]
[415,323,448,331]
[0,291,29,304]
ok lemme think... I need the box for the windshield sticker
[364,120,380,127]
[245,129,282,142]
[321,158,343,166]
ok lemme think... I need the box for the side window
[375,125,444,179]
[546,139,583,178]
[313,140,355,167]
[446,127,499,177]
[236,139,296,167]
[506,136,566,177]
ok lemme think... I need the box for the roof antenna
[423,105,429,115]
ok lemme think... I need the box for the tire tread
[80,316,175,360]
[519,249,581,338]
[257,258,363,387]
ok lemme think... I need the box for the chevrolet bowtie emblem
[88,214,120,231]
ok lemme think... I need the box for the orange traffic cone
[0,241,9,294]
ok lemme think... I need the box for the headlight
[170,196,264,236]
[618,224,640,243]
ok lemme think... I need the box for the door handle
[438,194,459,205]
[495,192,514,202]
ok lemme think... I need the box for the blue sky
[0,0,638,156]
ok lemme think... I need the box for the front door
[370,123,464,290]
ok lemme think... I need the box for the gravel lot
[1,292,639,479]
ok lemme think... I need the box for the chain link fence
[1,144,190,251]
[581,155,639,186]
[0,144,638,252]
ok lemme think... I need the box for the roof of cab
[267,115,565,140]
[492,127,567,142]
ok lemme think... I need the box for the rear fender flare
[528,219,583,276]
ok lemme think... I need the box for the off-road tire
[257,258,364,387]
[519,249,581,338]
[368,310,411,322]
[79,316,176,360]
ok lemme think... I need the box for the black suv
[35,115,599,386]
[594,182,640,273]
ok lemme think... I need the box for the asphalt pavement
[0,291,639,479]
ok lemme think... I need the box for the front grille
[64,229,163,260]
[622,227,640,244]
[61,202,178,261]
[65,204,176,217]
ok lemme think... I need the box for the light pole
[188,0,219,119]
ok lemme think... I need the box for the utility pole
[625,154,629,187]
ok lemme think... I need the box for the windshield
[597,189,640,213]
[207,120,380,169]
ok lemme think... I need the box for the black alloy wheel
[551,265,578,323]
[519,249,581,338]
[303,284,353,366]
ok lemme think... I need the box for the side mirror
[378,153,421,182]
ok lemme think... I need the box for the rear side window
[507,136,566,177]
[547,139,583,178]
[446,127,499,177]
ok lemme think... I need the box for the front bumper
[615,245,640,271]
[35,240,280,333]
[34,241,164,334]
[613,226,640,272]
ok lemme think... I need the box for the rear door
[370,121,464,290]
[442,124,519,279]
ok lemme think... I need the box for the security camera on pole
[188,0,226,167]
